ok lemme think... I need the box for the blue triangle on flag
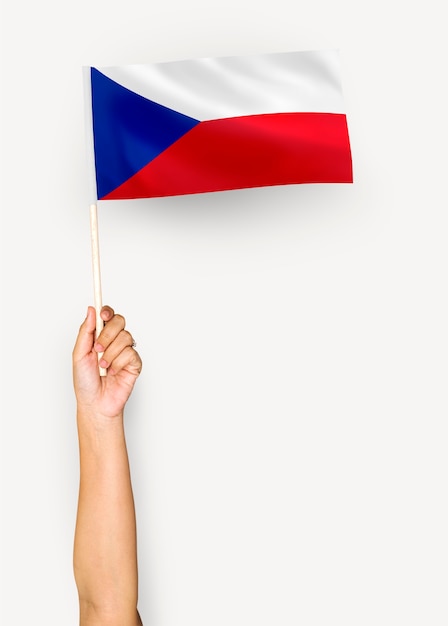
[91,68,200,199]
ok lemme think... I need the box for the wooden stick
[89,203,107,376]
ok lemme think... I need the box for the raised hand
[73,305,142,420]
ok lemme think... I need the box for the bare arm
[73,306,143,625]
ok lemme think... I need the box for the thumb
[73,306,96,362]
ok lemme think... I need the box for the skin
[73,305,143,626]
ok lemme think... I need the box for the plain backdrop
[1,1,447,624]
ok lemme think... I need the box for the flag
[84,50,352,200]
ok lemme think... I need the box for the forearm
[74,410,140,623]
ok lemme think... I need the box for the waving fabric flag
[84,50,352,200]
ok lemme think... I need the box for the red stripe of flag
[102,112,352,200]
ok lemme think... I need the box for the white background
[1,1,447,624]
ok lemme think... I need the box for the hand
[73,306,142,419]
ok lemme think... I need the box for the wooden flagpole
[89,203,107,376]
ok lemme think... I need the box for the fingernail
[94,342,104,352]
[99,358,108,368]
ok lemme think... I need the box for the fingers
[73,307,96,361]
[99,329,135,370]
[94,310,126,353]
[108,345,142,377]
[94,306,140,374]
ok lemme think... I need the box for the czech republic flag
[84,50,353,200]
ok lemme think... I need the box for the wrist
[77,403,124,417]
[77,407,124,434]
[76,409,127,461]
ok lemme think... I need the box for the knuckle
[131,351,143,372]
[121,330,133,344]
[126,346,142,368]
[114,314,126,327]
